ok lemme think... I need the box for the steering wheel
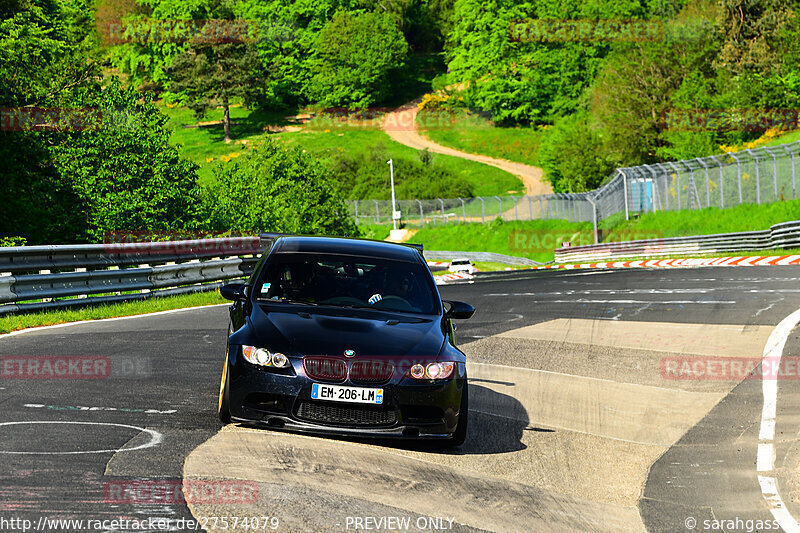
[371,295,414,312]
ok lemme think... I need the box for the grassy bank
[604,199,800,239]
[408,219,592,263]
[364,198,800,263]
[0,291,227,334]
[417,110,543,167]
[161,104,523,195]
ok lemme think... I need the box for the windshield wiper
[258,298,318,306]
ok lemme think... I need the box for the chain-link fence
[351,141,800,240]
[351,195,594,226]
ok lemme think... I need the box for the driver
[279,262,315,301]
[387,273,411,299]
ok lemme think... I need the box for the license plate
[311,383,383,405]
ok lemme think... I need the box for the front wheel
[218,347,231,424]
[447,380,468,447]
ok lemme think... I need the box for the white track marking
[0,303,228,340]
[546,299,735,305]
[0,421,162,454]
[757,307,800,532]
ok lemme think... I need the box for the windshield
[256,253,439,315]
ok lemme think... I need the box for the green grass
[408,219,592,263]
[372,198,800,263]
[766,130,800,147]
[604,199,800,239]
[417,109,544,168]
[162,103,524,195]
[0,290,226,334]
[277,126,522,197]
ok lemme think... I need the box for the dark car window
[255,253,439,315]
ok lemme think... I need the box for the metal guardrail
[554,221,800,263]
[423,250,544,266]
[0,235,543,314]
[0,237,260,314]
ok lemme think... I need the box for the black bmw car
[217,235,475,445]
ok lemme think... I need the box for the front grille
[303,357,347,382]
[297,401,397,426]
[349,360,395,384]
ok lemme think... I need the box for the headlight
[242,345,290,368]
[407,361,455,380]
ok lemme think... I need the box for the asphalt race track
[3,266,800,532]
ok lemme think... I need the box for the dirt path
[382,100,552,196]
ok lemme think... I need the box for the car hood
[249,304,446,357]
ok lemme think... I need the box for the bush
[206,139,357,236]
[538,114,616,193]
[326,144,473,200]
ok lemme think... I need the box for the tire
[218,346,231,425]
[447,380,469,447]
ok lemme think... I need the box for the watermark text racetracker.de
[509,229,663,254]
[1,355,151,380]
[0,515,279,531]
[661,356,800,380]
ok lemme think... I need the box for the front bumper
[227,354,466,439]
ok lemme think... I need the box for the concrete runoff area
[184,319,774,532]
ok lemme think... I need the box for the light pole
[387,159,400,230]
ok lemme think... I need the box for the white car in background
[448,258,476,274]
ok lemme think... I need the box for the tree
[538,113,616,192]
[308,10,408,108]
[50,79,204,242]
[167,40,262,142]
[206,139,358,236]
[444,0,647,124]
[0,1,204,244]
[0,0,98,243]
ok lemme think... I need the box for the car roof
[270,236,424,262]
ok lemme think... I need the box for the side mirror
[443,300,475,320]
[220,282,248,301]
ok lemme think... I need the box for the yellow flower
[205,157,214,163]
